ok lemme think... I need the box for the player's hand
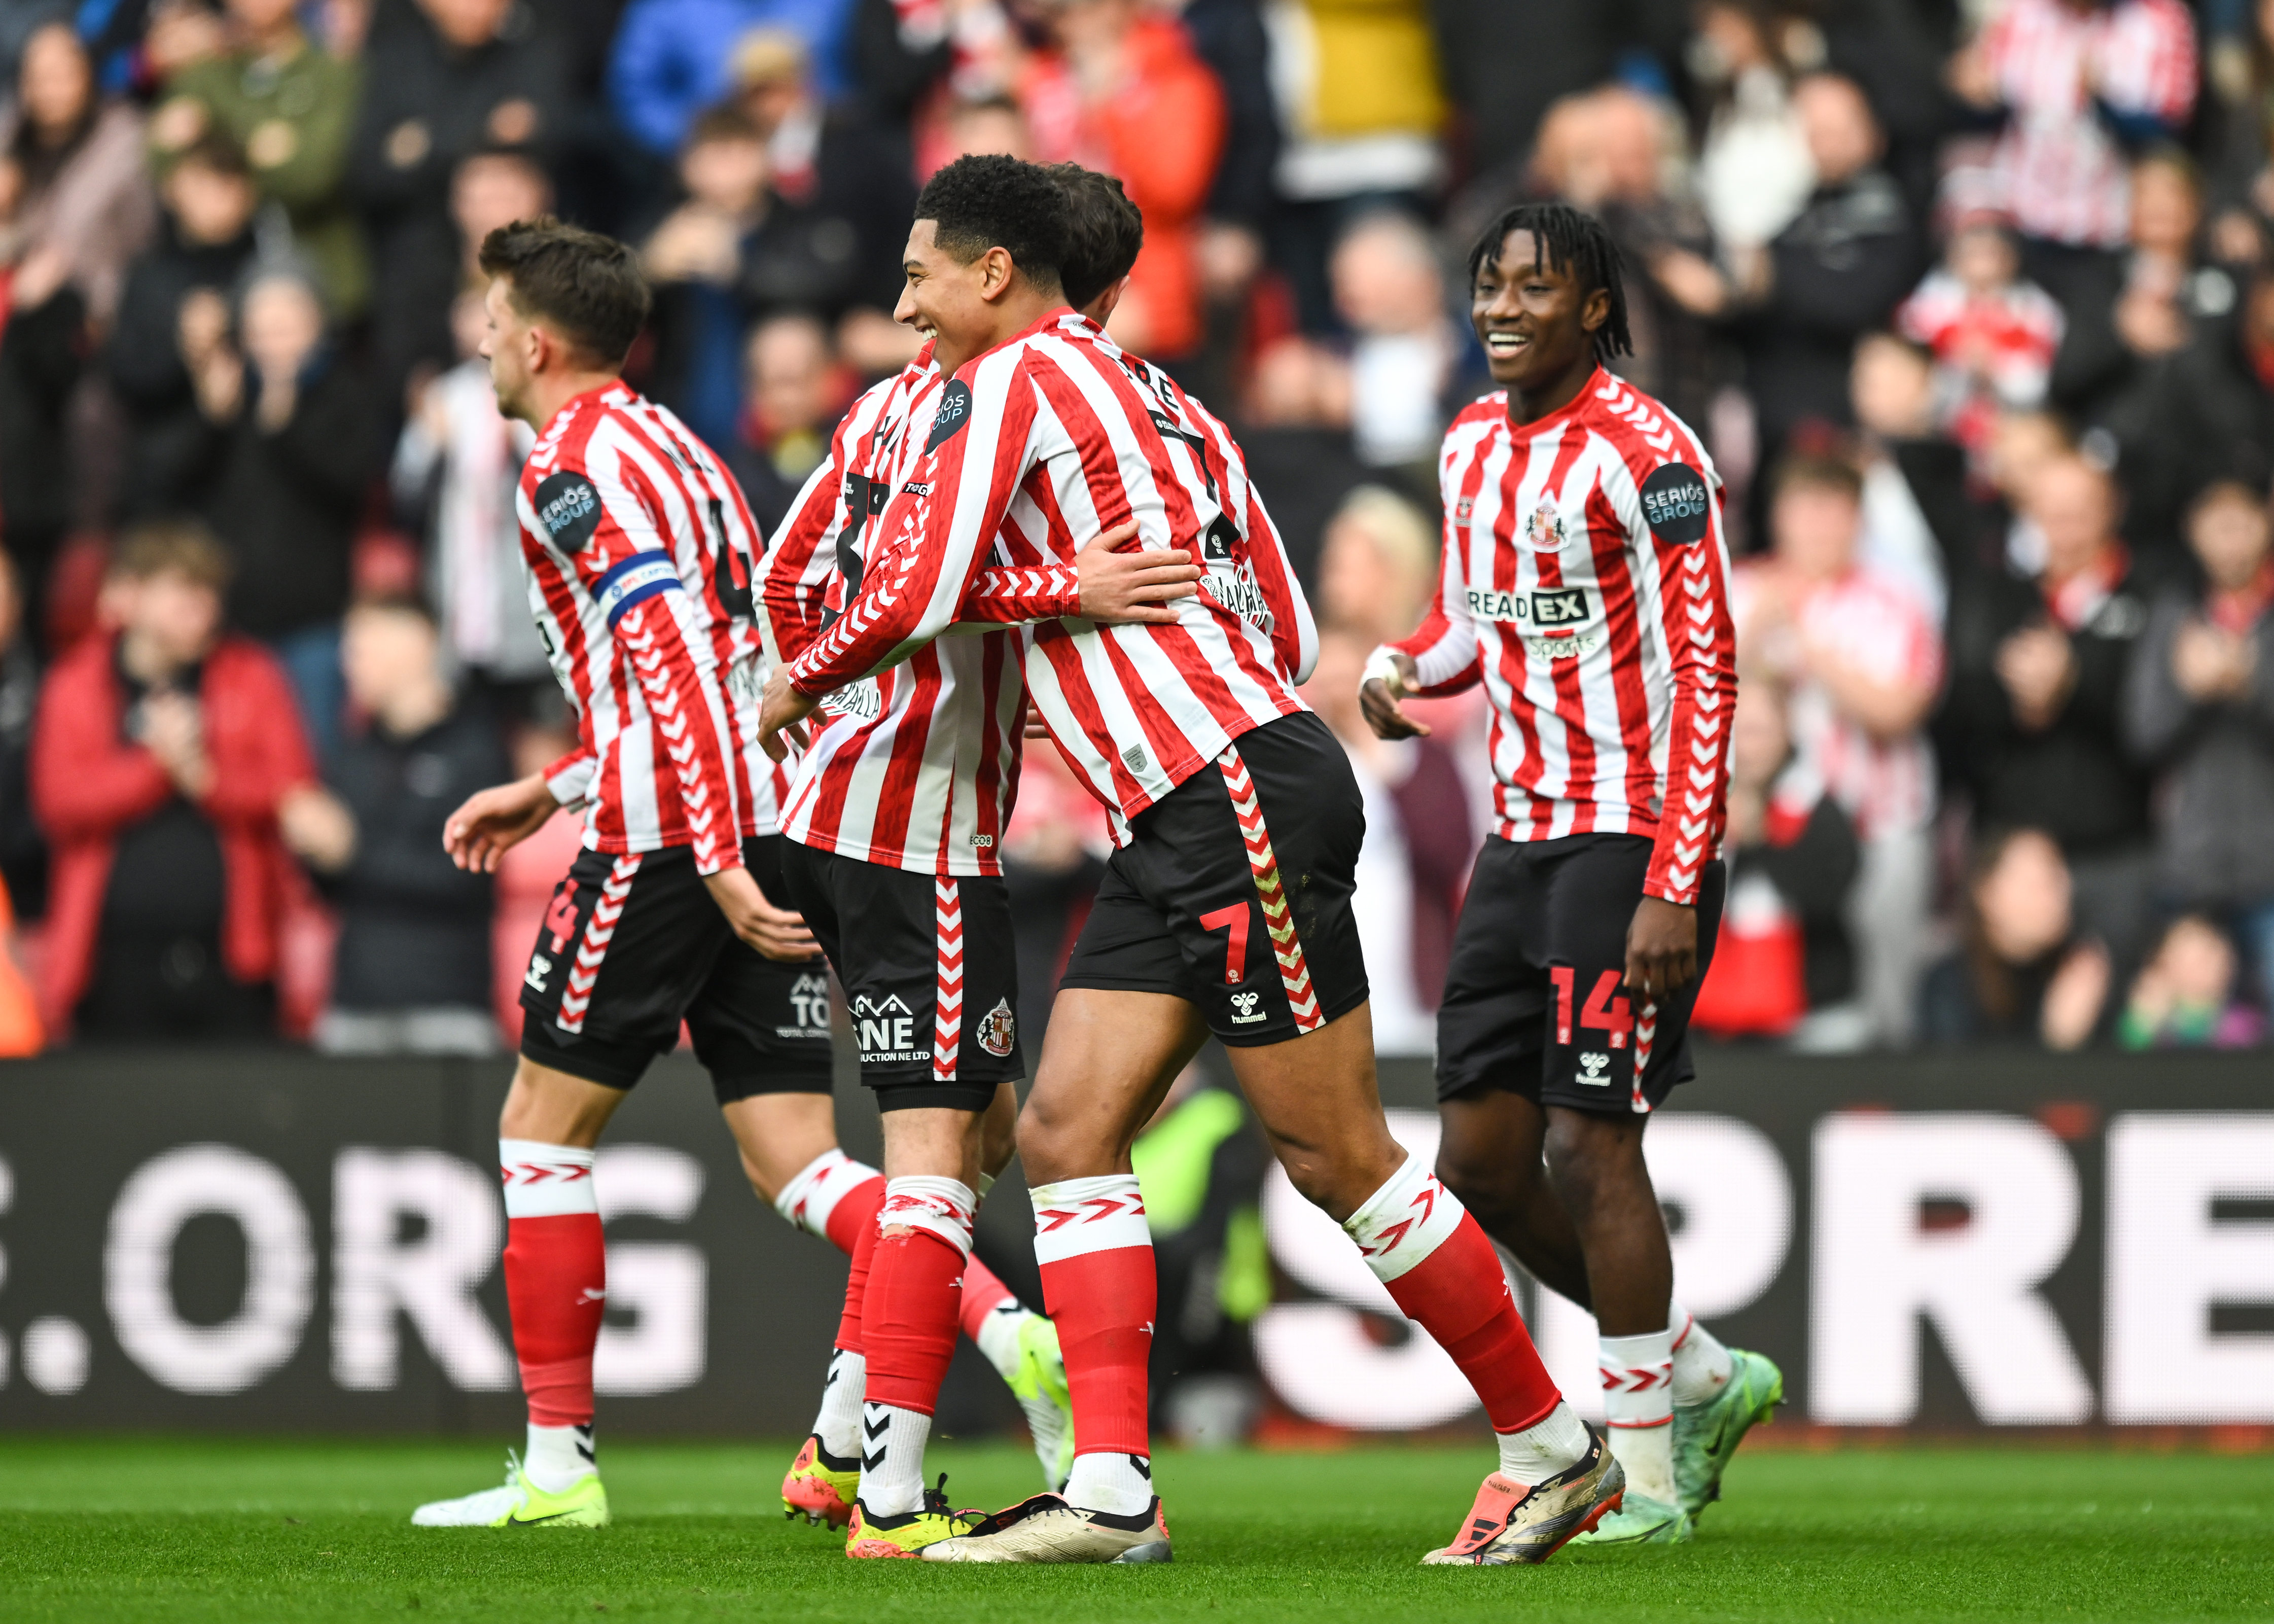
[703,865,821,961]
[1624,895,1699,1000]
[442,772,558,873]
[1075,520,1199,625]
[758,665,821,762]
[1359,649,1431,739]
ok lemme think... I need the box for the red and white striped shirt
[785,311,1318,841]
[1388,371,1737,907]
[1980,0,2196,249]
[520,383,785,875]
[763,352,1031,875]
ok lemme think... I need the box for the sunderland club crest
[976,998,1017,1058]
[1520,498,1571,554]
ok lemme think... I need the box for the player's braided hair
[1465,202,1633,362]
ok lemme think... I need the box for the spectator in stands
[107,133,260,521]
[1849,331,1976,609]
[728,27,917,362]
[392,285,546,712]
[1736,453,1943,1045]
[1950,0,2197,300]
[1920,826,2112,1048]
[1979,405,2078,577]
[1302,624,1470,1054]
[1021,0,1223,364]
[351,0,567,407]
[610,0,861,159]
[729,311,851,534]
[1233,335,1361,597]
[2117,912,2264,1048]
[1942,453,2154,965]
[1430,0,1649,191]
[279,595,507,1054]
[149,0,366,317]
[1691,674,1863,1047]
[1690,0,1817,254]
[163,264,374,762]
[642,102,775,449]
[0,19,153,627]
[1315,484,1435,649]
[0,19,153,327]
[1520,85,1731,437]
[2124,479,2274,1010]
[31,522,314,1041]
[1329,210,1454,492]
[1896,211,2065,471]
[0,551,45,921]
[1740,71,1923,467]
[2051,152,2261,568]
[1259,0,1443,333]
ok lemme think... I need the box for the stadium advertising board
[0,1050,2266,1435]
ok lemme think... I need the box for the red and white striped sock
[859,1176,974,1516]
[500,1139,605,1492]
[1343,1151,1577,1480]
[1032,1173,1155,1514]
[1601,1327,1676,1503]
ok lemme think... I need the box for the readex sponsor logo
[1465,586,1592,626]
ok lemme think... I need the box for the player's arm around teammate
[765,157,1616,1568]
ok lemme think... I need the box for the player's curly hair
[914,154,1070,292]
[1465,202,1632,362]
[1047,163,1143,309]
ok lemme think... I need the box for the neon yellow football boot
[411,1456,609,1528]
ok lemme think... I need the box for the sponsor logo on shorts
[777,971,832,1040]
[976,998,1016,1057]
[524,952,552,993]
[855,993,929,1065]
[1229,990,1266,1025]
[1578,1051,1611,1084]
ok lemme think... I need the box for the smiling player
[1361,203,1782,1545]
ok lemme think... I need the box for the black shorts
[519,834,836,1100]
[1059,711,1369,1046]
[778,840,1022,1114]
[1436,833,1726,1115]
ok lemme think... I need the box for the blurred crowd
[0,0,2267,1058]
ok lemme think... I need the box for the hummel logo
[1579,1052,1610,1082]
[1229,990,1265,1024]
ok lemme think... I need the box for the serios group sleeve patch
[533,471,603,552]
[1639,462,1712,547]
[925,379,973,453]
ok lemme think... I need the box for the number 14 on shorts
[1549,964,1632,1090]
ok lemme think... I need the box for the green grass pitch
[0,1436,2266,1622]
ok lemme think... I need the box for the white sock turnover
[523,1422,594,1494]
[813,1348,865,1460]
[1668,1300,1734,1407]
[1063,1450,1153,1516]
[972,1297,1028,1383]
[857,1401,932,1517]
[1496,1399,1590,1486]
[1600,1328,1676,1505]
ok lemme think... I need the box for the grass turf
[0,1437,2265,1622]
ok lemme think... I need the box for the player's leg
[848,1097,992,1555]
[1219,1007,1619,1565]
[413,848,724,1529]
